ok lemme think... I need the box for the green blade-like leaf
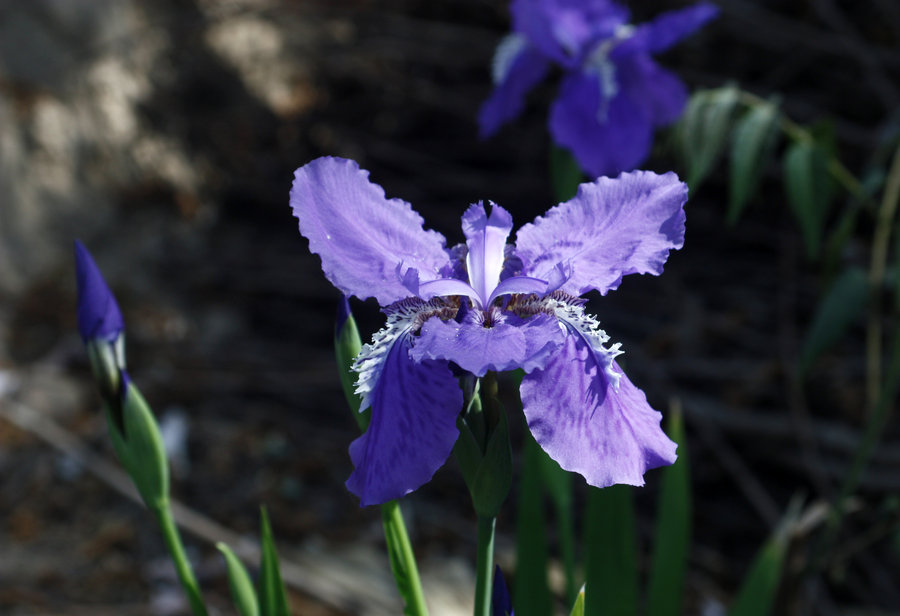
[569,585,586,616]
[647,405,692,616]
[538,449,577,603]
[584,485,638,616]
[783,140,833,259]
[217,543,260,616]
[258,508,290,616]
[513,433,553,616]
[677,86,740,190]
[799,267,869,376]
[728,99,781,224]
[728,497,802,616]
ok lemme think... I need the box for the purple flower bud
[492,565,514,616]
[74,240,124,343]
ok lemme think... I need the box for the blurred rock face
[0,0,314,297]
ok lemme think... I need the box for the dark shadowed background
[1,0,899,614]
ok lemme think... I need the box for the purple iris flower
[480,0,719,177]
[75,240,125,344]
[291,156,687,506]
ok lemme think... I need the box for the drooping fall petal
[520,336,676,488]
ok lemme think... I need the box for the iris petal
[479,40,551,138]
[548,71,653,178]
[291,157,450,305]
[488,275,549,305]
[411,312,564,377]
[614,2,719,57]
[511,0,628,65]
[515,169,688,296]
[347,331,462,506]
[618,55,688,126]
[521,336,677,488]
[462,202,515,306]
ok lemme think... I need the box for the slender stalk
[818,144,900,561]
[866,143,900,415]
[382,500,430,616]
[474,515,497,616]
[152,502,208,616]
[555,491,577,604]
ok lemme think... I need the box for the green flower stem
[152,502,208,616]
[474,515,497,616]
[381,499,429,616]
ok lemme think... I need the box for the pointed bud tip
[335,294,352,334]
[74,240,124,342]
[492,565,514,616]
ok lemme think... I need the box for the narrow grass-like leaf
[784,140,833,259]
[728,99,780,224]
[677,86,740,190]
[569,585,586,616]
[799,267,869,376]
[258,508,290,616]
[728,497,802,616]
[647,405,691,616]
[584,485,638,616]
[538,450,577,603]
[514,433,553,616]
[217,542,260,616]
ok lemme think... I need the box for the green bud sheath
[107,382,170,509]
[86,338,126,432]
[454,374,513,518]
[334,297,370,431]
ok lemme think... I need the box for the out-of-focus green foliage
[799,267,869,376]
[647,407,691,616]
[728,99,781,224]
[217,543,260,616]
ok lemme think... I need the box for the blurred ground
[1,0,899,614]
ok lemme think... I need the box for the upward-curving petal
[614,2,719,57]
[479,39,551,138]
[520,336,677,488]
[515,169,688,296]
[346,331,462,506]
[291,157,450,305]
[511,0,628,65]
[462,202,514,306]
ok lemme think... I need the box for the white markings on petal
[546,296,623,390]
[352,298,456,411]
[491,33,528,85]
